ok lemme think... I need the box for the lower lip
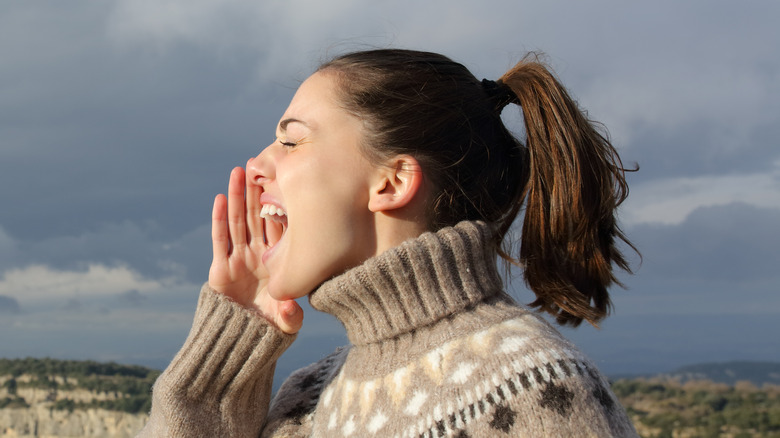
[261,232,282,265]
[262,244,276,265]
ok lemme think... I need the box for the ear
[368,155,424,213]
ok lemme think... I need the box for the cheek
[270,151,377,296]
[270,216,358,300]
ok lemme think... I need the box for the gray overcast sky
[1,0,778,377]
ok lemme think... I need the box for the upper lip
[259,193,285,214]
[258,194,286,247]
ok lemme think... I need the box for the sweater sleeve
[137,284,296,438]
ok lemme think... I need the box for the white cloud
[0,264,179,304]
[581,53,780,149]
[106,0,265,49]
[1,0,778,373]
[105,0,372,81]
[103,0,780,154]
[621,161,780,226]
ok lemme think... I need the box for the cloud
[105,0,376,82]
[0,305,195,370]
[0,0,778,374]
[0,295,21,314]
[117,289,148,306]
[61,298,84,312]
[610,202,780,318]
[633,203,780,281]
[0,226,15,268]
[0,264,178,305]
[621,161,780,226]
[0,220,211,286]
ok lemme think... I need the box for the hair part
[318,49,637,327]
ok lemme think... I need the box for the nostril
[248,148,275,183]
[247,159,271,185]
[252,173,267,185]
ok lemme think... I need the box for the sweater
[139,221,638,437]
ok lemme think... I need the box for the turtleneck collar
[308,221,505,346]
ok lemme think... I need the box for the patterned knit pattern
[265,221,637,437]
[139,221,638,437]
[266,316,635,437]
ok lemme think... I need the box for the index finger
[245,157,264,246]
[211,193,229,260]
[227,167,248,248]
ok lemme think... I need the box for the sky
[1,0,778,381]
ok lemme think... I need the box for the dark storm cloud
[584,202,780,323]
[632,203,780,283]
[0,296,21,314]
[0,221,211,284]
[0,0,778,374]
[622,119,780,184]
[559,203,780,373]
[0,3,295,243]
[117,289,148,306]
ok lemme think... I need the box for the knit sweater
[139,221,638,437]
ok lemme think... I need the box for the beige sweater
[139,221,638,437]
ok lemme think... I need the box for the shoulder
[279,346,350,397]
[413,314,638,437]
[264,346,349,433]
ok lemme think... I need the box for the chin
[268,281,308,302]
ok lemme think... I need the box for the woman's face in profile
[247,72,384,301]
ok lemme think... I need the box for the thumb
[276,300,304,334]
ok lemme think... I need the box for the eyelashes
[274,136,298,147]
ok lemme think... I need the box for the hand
[208,161,303,334]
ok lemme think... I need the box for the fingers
[245,157,264,247]
[211,194,229,261]
[276,300,304,335]
[227,167,248,248]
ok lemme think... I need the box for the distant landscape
[1,358,779,437]
[613,362,780,437]
[0,358,156,437]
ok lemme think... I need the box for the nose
[247,144,275,186]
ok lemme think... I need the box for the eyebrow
[278,118,308,132]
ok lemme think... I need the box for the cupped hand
[208,162,303,334]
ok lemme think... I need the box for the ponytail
[320,49,635,327]
[499,54,636,327]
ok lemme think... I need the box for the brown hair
[319,49,636,327]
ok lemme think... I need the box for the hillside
[659,361,780,386]
[614,377,780,437]
[2,358,780,437]
[611,361,780,437]
[0,358,157,438]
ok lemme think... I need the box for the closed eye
[274,136,297,147]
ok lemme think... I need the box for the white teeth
[260,204,286,218]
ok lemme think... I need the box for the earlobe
[368,155,423,213]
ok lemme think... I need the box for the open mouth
[260,204,287,248]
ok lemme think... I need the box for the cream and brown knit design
[140,221,638,437]
[265,221,637,437]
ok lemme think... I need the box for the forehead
[278,72,344,132]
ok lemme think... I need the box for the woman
[139,49,638,437]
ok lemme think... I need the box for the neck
[309,221,508,346]
[371,210,430,257]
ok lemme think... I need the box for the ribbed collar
[308,221,505,346]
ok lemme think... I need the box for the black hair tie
[481,79,519,113]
